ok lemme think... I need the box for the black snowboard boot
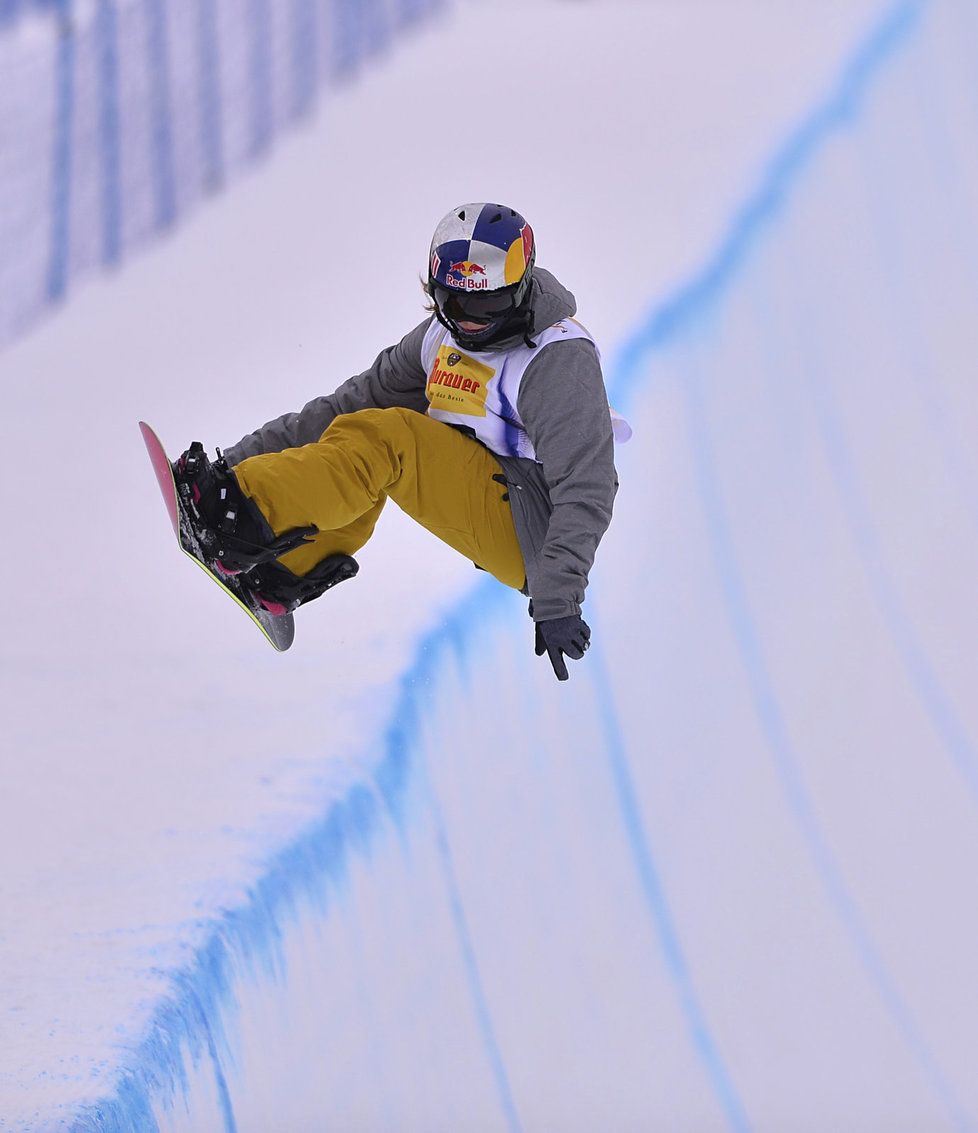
[242,554,360,615]
[173,442,318,573]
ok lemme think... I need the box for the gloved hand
[535,615,591,682]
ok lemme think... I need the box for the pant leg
[232,407,526,590]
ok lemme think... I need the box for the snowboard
[139,421,295,651]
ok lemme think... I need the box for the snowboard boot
[173,442,318,574]
[242,554,360,615]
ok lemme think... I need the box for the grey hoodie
[224,268,618,622]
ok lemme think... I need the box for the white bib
[420,318,599,460]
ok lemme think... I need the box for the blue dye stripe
[331,0,360,76]
[145,0,176,229]
[70,782,391,1130]
[190,990,239,1133]
[381,584,523,1127]
[849,45,978,534]
[594,0,972,1123]
[360,0,389,55]
[46,0,73,303]
[396,0,440,28]
[681,352,974,1132]
[588,645,753,1133]
[0,0,22,30]
[289,0,319,120]
[610,0,927,408]
[428,787,524,1133]
[196,0,224,190]
[393,589,744,1129]
[868,230,978,537]
[779,227,978,806]
[95,0,121,265]
[248,0,274,155]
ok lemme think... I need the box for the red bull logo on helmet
[446,261,489,290]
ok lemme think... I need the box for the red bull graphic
[446,260,490,290]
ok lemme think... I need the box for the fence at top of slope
[0,0,443,350]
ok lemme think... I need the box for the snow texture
[4,0,978,1129]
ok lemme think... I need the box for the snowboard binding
[242,554,360,615]
[173,442,318,573]
[171,440,358,618]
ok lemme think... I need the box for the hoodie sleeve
[223,318,432,465]
[516,337,618,621]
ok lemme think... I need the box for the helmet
[428,202,536,350]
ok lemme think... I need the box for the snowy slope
[5,0,977,1129]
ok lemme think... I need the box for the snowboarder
[175,202,621,680]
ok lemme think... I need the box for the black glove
[535,615,591,682]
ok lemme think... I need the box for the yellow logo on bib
[426,347,494,417]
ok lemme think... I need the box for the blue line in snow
[331,0,362,77]
[588,644,753,1133]
[361,0,390,55]
[68,784,387,1131]
[850,64,978,534]
[46,0,73,302]
[248,0,274,156]
[196,0,224,191]
[381,582,524,1130]
[289,0,319,120]
[192,991,238,1133]
[681,351,973,1132]
[595,0,974,1124]
[96,0,121,266]
[0,0,22,31]
[610,0,926,409]
[387,590,743,1130]
[780,224,978,806]
[146,0,176,230]
[429,788,524,1133]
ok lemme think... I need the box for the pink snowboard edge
[139,421,180,538]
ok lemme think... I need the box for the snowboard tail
[139,421,295,651]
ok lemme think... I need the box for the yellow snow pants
[232,407,526,590]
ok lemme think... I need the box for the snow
[5,0,978,1129]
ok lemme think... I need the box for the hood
[528,267,577,328]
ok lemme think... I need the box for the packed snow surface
[4,1,978,1129]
